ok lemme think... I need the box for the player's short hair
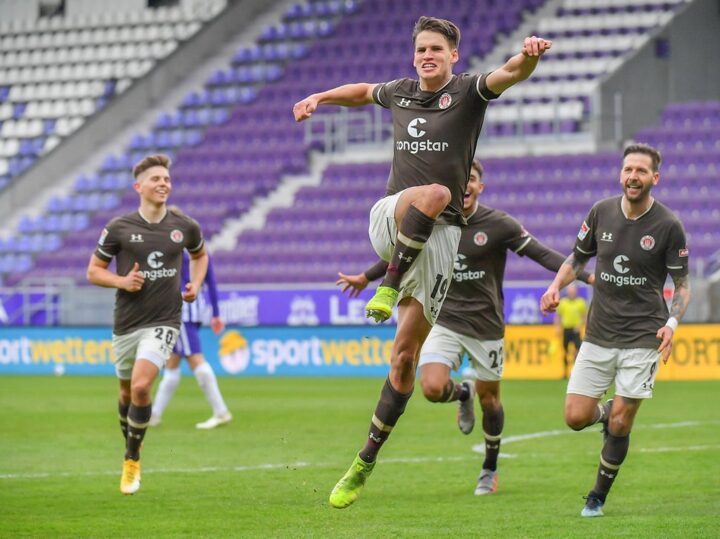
[471,158,484,180]
[412,16,460,50]
[623,143,661,172]
[132,154,171,179]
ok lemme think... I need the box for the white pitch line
[0,456,480,481]
[2,420,716,481]
[470,420,713,455]
[639,444,720,453]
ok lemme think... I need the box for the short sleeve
[185,218,204,253]
[574,205,598,258]
[372,79,402,109]
[475,72,501,101]
[94,221,120,262]
[664,220,689,277]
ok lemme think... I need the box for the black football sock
[436,379,470,403]
[482,404,504,471]
[125,404,152,461]
[359,378,413,463]
[589,431,630,502]
[118,401,130,444]
[381,206,435,291]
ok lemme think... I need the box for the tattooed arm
[657,274,691,363]
[669,274,691,321]
[540,252,592,314]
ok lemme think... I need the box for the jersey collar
[620,196,654,221]
[465,202,479,220]
[138,207,168,224]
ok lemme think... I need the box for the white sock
[193,362,229,417]
[152,367,181,417]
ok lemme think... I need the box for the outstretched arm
[293,83,377,122]
[521,239,592,284]
[486,36,552,95]
[336,260,389,298]
[656,274,691,364]
[540,252,592,314]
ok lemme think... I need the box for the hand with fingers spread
[122,262,144,292]
[336,272,369,298]
[656,326,674,364]
[522,36,552,57]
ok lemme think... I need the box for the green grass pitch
[1,376,718,538]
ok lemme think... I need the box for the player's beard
[623,181,652,203]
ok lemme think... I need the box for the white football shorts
[112,326,179,379]
[418,323,504,381]
[567,341,661,399]
[368,191,460,325]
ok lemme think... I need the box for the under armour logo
[397,98,411,107]
[601,232,613,242]
[399,252,413,263]
[600,470,615,479]
[130,234,143,242]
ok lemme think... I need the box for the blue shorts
[173,321,202,357]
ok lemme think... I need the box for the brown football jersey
[94,209,204,335]
[574,196,688,349]
[373,73,499,225]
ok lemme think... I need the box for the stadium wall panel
[0,325,718,380]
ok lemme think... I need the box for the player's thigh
[368,192,402,261]
[615,348,661,399]
[566,341,617,398]
[135,326,180,371]
[464,336,504,382]
[112,329,142,380]
[418,323,465,371]
[400,224,460,325]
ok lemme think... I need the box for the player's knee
[419,377,445,402]
[564,408,590,431]
[131,380,152,402]
[427,183,451,207]
[608,415,632,436]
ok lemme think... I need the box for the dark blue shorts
[173,321,203,357]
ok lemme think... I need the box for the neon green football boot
[365,286,398,323]
[329,453,376,509]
